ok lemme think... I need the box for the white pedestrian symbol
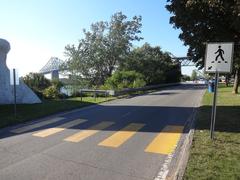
[205,42,234,73]
[211,45,227,63]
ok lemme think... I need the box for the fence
[78,83,180,101]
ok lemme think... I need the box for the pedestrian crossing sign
[204,42,234,73]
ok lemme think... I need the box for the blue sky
[1,0,195,76]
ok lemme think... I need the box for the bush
[22,73,68,99]
[181,74,191,82]
[22,73,51,91]
[43,86,61,99]
[51,80,64,90]
[104,70,146,90]
[133,78,146,88]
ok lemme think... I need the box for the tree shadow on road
[0,105,198,139]
[0,83,211,139]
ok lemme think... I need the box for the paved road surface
[0,84,205,180]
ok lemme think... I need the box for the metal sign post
[13,69,17,117]
[210,70,219,139]
[205,42,234,140]
[10,68,19,118]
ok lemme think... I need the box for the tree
[181,74,191,82]
[64,12,142,87]
[191,70,197,81]
[166,0,240,93]
[104,70,146,90]
[22,73,51,91]
[120,43,181,85]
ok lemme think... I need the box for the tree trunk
[232,68,240,94]
[225,75,229,87]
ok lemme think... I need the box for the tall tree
[166,0,240,93]
[120,43,181,85]
[64,12,142,87]
[191,70,197,81]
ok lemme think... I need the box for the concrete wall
[0,38,41,104]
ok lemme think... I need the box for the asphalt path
[0,84,205,180]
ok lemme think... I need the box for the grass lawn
[0,96,115,129]
[184,85,240,180]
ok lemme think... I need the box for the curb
[164,88,205,180]
[153,108,198,180]
[166,109,197,180]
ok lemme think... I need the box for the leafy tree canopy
[120,43,181,85]
[64,12,142,87]
[103,70,146,90]
[191,70,197,81]
[166,0,240,93]
[166,0,240,68]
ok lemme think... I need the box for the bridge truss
[39,57,64,80]
[170,55,195,67]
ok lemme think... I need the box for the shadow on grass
[195,105,240,133]
[0,99,97,129]
[184,104,240,179]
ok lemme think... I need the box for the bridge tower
[39,57,64,80]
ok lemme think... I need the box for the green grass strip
[184,86,240,180]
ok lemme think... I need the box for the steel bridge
[39,55,196,80]
[170,55,195,67]
[39,57,64,80]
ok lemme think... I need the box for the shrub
[51,80,64,90]
[104,70,146,90]
[133,78,146,88]
[43,86,60,99]
[22,73,51,91]
[181,74,191,82]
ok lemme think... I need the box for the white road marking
[154,154,173,180]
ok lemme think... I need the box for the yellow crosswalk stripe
[11,117,64,134]
[64,121,115,143]
[33,128,65,137]
[33,119,87,137]
[98,123,145,148]
[144,125,184,155]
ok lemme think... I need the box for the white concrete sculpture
[0,38,41,104]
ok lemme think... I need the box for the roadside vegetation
[4,12,181,130]
[21,12,181,100]
[101,70,146,90]
[1,71,116,129]
[63,12,181,90]
[184,85,240,180]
